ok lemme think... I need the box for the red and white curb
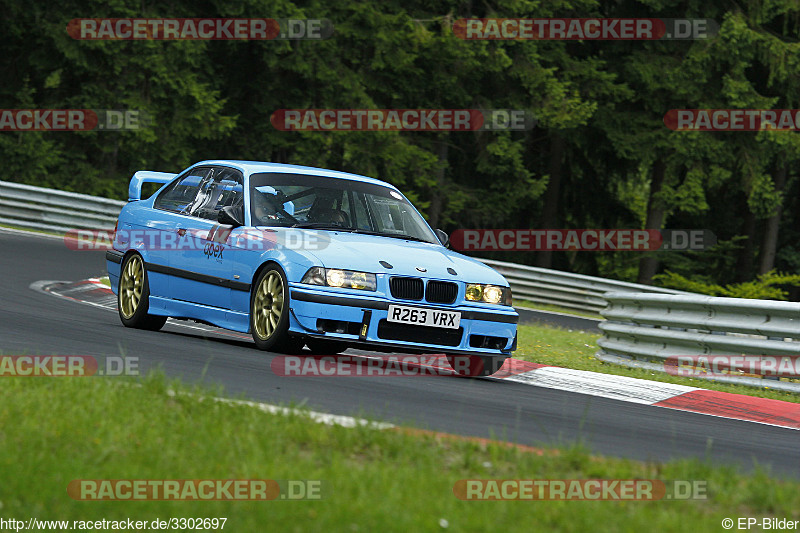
[653,390,800,430]
[503,364,697,404]
[500,363,800,430]
[35,278,800,432]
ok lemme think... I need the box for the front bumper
[288,285,518,356]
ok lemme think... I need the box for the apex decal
[204,243,224,260]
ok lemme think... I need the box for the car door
[169,166,244,310]
[140,167,210,298]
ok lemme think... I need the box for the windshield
[249,172,439,244]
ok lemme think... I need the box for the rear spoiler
[128,171,176,202]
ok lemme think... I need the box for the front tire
[118,253,167,331]
[250,265,303,353]
[446,354,506,377]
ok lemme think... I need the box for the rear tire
[118,253,167,331]
[446,354,506,377]
[250,264,303,353]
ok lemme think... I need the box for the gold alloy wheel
[120,255,144,319]
[253,271,284,340]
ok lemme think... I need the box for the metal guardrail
[1,180,687,315]
[479,258,688,314]
[0,180,124,233]
[597,292,800,392]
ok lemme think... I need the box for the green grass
[0,222,64,237]
[515,323,800,403]
[1,373,799,532]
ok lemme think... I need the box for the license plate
[387,305,461,329]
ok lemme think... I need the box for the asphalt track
[2,230,798,477]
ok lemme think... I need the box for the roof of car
[193,160,397,190]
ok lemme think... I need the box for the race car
[106,160,518,376]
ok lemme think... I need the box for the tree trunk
[758,164,788,274]
[534,132,565,269]
[636,159,667,284]
[427,141,448,229]
[734,204,756,283]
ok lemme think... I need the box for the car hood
[286,230,508,285]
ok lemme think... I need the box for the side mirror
[435,228,450,247]
[218,205,244,228]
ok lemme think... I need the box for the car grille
[377,319,463,347]
[390,277,458,304]
[425,280,458,304]
[389,277,424,300]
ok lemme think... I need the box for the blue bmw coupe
[106,161,518,376]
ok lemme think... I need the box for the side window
[189,167,245,221]
[154,168,212,213]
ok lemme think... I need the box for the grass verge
[515,323,800,403]
[1,373,798,531]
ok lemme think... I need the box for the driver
[252,186,294,224]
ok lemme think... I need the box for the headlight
[465,283,512,305]
[483,285,503,304]
[327,269,346,287]
[465,284,483,301]
[301,267,377,291]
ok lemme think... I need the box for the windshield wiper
[351,229,432,243]
[290,222,356,231]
